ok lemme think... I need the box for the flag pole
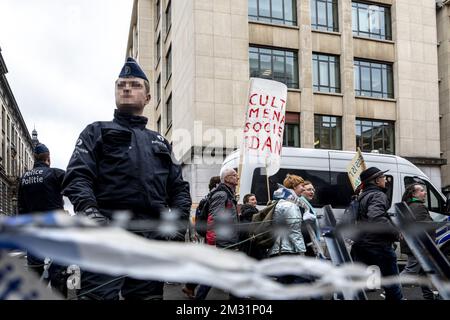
[265,160,271,204]
[236,80,253,203]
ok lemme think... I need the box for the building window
[157,116,161,133]
[1,137,4,167]
[312,53,340,93]
[166,95,172,129]
[249,46,299,88]
[156,75,161,105]
[155,0,161,29]
[354,59,393,99]
[311,0,338,32]
[314,115,342,150]
[165,0,171,37]
[356,119,394,154]
[156,33,161,64]
[352,2,391,40]
[166,46,172,83]
[248,0,297,26]
[283,112,300,147]
[2,107,5,133]
[7,116,10,139]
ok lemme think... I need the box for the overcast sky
[0,0,134,170]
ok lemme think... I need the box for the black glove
[80,207,109,226]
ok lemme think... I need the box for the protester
[301,181,315,202]
[241,193,258,222]
[299,181,320,257]
[17,143,68,296]
[62,57,191,300]
[182,176,220,299]
[400,183,438,299]
[195,168,239,300]
[350,167,404,300]
[239,193,259,257]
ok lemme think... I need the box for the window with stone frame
[283,112,300,147]
[249,0,297,26]
[314,115,342,150]
[313,53,341,93]
[352,1,391,40]
[311,0,339,32]
[249,46,299,88]
[355,118,395,154]
[166,94,172,129]
[354,59,393,99]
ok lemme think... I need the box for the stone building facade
[126,0,445,202]
[0,48,34,215]
[437,0,450,195]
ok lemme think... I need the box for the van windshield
[251,168,355,208]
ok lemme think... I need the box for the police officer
[62,57,192,300]
[17,143,68,296]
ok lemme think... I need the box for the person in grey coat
[351,167,403,300]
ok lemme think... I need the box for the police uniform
[18,163,65,214]
[17,143,67,295]
[62,57,192,300]
[63,112,191,222]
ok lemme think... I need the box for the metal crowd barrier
[393,202,450,300]
[321,205,367,300]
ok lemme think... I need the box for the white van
[221,147,450,255]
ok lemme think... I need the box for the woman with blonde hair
[270,174,307,284]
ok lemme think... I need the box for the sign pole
[265,161,271,203]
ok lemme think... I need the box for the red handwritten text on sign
[243,93,286,155]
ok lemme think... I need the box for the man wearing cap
[62,57,191,300]
[351,167,403,300]
[17,143,68,295]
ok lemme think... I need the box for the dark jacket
[240,204,258,223]
[17,161,65,214]
[400,200,435,255]
[356,185,399,247]
[62,110,191,221]
[205,183,239,248]
[238,204,259,254]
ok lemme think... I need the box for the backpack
[341,197,362,226]
[250,200,279,249]
[195,196,210,237]
[341,192,371,226]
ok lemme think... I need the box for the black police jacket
[62,110,192,220]
[17,161,65,214]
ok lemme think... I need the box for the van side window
[329,172,354,208]
[251,168,354,208]
[404,177,443,213]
